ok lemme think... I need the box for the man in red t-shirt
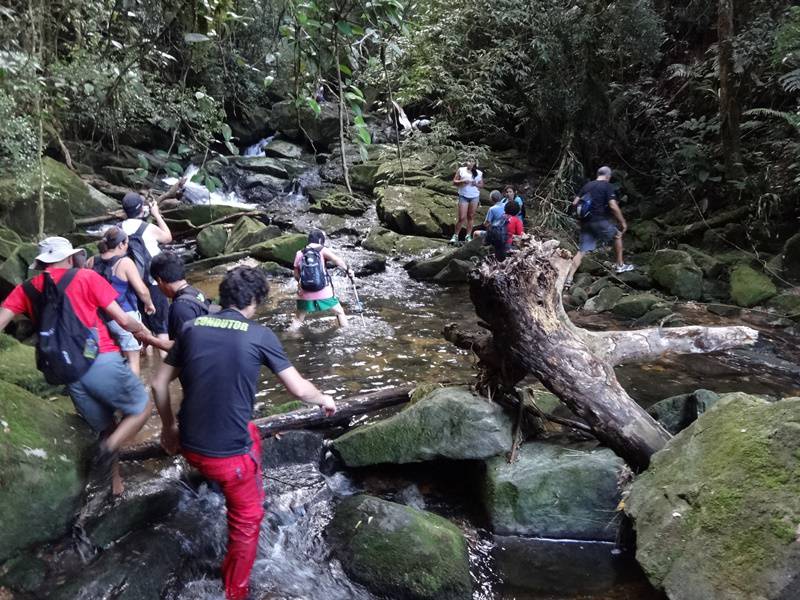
[0,237,152,495]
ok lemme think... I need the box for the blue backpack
[576,192,594,221]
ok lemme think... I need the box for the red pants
[184,422,265,600]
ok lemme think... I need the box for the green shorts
[296,297,340,313]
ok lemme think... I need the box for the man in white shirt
[121,192,173,351]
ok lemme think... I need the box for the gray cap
[597,166,612,178]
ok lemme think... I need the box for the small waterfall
[163,163,254,208]
[244,135,276,157]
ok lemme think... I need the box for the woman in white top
[451,158,484,243]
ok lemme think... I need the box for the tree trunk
[334,34,353,194]
[453,238,757,471]
[119,385,415,462]
[718,0,743,180]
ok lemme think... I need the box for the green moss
[627,394,800,598]
[0,333,55,394]
[249,234,307,267]
[729,264,777,307]
[264,400,304,416]
[327,495,471,599]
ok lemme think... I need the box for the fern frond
[744,107,800,129]
[779,68,800,93]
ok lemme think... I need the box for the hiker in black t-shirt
[142,252,211,351]
[150,266,336,600]
[564,166,634,290]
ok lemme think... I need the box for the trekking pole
[348,274,366,325]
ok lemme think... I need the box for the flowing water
[59,147,800,599]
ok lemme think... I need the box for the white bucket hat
[30,236,86,269]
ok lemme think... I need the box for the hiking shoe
[449,234,458,244]
[465,234,473,243]
[563,278,573,291]
[615,263,635,274]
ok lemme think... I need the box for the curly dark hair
[504,200,520,216]
[150,251,186,283]
[219,266,270,309]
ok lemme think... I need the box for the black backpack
[126,222,151,281]
[91,255,123,283]
[575,192,594,221]
[484,216,510,251]
[299,246,328,292]
[23,270,98,385]
[174,289,221,316]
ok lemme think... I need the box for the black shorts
[141,283,169,335]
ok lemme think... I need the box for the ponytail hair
[98,226,127,254]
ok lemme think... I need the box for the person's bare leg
[567,251,584,282]
[466,201,478,237]
[453,202,468,240]
[125,350,140,377]
[289,311,307,331]
[331,303,348,328]
[104,400,153,451]
[614,235,624,265]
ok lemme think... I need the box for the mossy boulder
[0,227,22,261]
[583,285,625,313]
[0,334,55,394]
[779,232,800,284]
[224,216,281,253]
[0,379,93,561]
[729,264,777,307]
[331,386,513,467]
[164,204,243,227]
[249,233,306,267]
[647,389,721,434]
[327,495,471,600]
[195,224,228,258]
[310,190,372,216]
[627,393,800,600]
[677,244,725,278]
[650,249,703,300]
[362,227,447,256]
[610,293,662,319]
[0,243,39,299]
[482,443,625,541]
[405,237,487,281]
[349,162,380,191]
[0,158,111,236]
[377,185,484,239]
[767,291,800,321]
[269,99,340,147]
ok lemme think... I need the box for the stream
[28,144,800,600]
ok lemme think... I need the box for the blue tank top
[93,256,138,312]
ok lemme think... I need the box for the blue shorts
[579,219,619,253]
[106,310,142,352]
[67,352,149,433]
[458,195,479,205]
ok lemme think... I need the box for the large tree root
[446,237,758,471]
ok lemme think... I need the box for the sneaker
[449,234,459,244]
[563,278,573,291]
[465,234,473,243]
[615,263,635,274]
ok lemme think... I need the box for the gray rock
[331,386,513,467]
[264,139,304,159]
[611,293,662,319]
[327,495,472,600]
[405,238,487,282]
[583,285,625,313]
[261,430,324,468]
[647,389,721,434]
[234,156,290,178]
[483,442,625,541]
[627,393,800,600]
[649,249,703,300]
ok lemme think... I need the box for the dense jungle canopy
[1,0,799,254]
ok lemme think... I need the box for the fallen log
[119,384,415,462]
[451,236,758,471]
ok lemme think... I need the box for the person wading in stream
[289,229,353,331]
[87,226,156,376]
[151,266,336,600]
[120,192,173,354]
[143,251,216,351]
[0,237,152,496]
[564,166,634,290]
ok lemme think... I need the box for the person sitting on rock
[483,190,506,229]
[289,229,353,330]
[151,265,336,600]
[503,184,526,223]
[564,166,634,290]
